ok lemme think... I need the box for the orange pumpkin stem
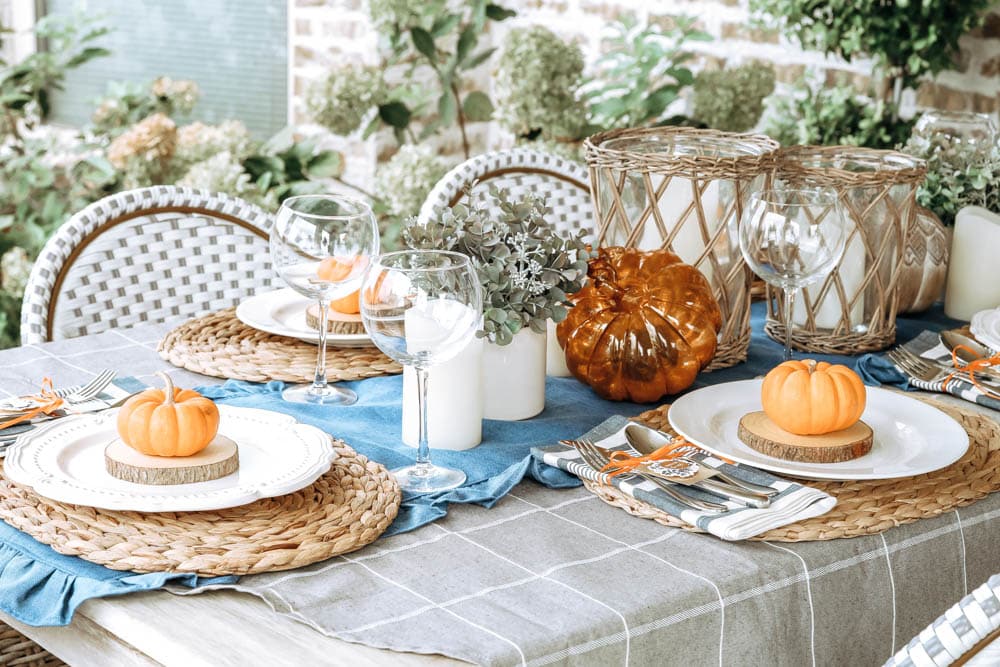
[157,371,175,406]
[804,360,818,373]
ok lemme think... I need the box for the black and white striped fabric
[885,574,1000,666]
[532,416,836,541]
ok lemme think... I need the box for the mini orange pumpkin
[329,289,360,314]
[556,247,722,402]
[761,360,867,435]
[117,372,220,457]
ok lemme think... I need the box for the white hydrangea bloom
[0,247,32,297]
[375,145,450,217]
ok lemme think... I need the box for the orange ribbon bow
[946,345,1000,401]
[600,440,697,477]
[0,378,65,431]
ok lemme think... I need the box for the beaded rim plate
[668,380,969,480]
[236,288,370,347]
[4,406,335,512]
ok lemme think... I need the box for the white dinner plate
[970,308,1000,352]
[4,406,335,512]
[668,380,969,480]
[235,288,371,347]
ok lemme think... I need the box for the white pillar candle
[545,320,571,377]
[482,328,546,420]
[793,233,865,330]
[645,177,718,285]
[945,206,1000,321]
[401,301,483,451]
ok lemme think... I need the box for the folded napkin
[531,416,836,541]
[857,330,1000,411]
[0,377,148,448]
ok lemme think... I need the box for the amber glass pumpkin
[556,247,722,402]
[117,372,220,457]
[761,360,867,435]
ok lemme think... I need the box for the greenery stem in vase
[401,188,591,346]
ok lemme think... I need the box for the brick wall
[291,0,1000,187]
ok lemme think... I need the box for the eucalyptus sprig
[402,188,590,345]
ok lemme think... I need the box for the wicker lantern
[583,127,780,369]
[767,146,927,353]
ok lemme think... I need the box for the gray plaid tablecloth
[5,321,1000,666]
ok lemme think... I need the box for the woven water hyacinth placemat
[585,397,1000,541]
[0,441,400,576]
[158,308,401,383]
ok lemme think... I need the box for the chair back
[885,574,1000,666]
[417,148,594,242]
[21,186,274,345]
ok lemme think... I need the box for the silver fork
[58,369,116,402]
[887,347,998,389]
[563,438,727,513]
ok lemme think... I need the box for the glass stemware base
[281,384,358,406]
[393,462,466,494]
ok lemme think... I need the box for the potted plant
[402,188,590,419]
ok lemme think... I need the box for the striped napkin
[0,378,147,450]
[857,331,1000,412]
[531,415,836,541]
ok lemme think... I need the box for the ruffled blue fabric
[0,516,234,626]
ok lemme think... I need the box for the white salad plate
[4,406,335,512]
[235,288,371,347]
[668,379,969,481]
[970,307,1000,352]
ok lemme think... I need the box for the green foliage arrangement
[765,78,914,149]
[904,134,1000,226]
[305,64,386,137]
[493,26,587,141]
[583,14,711,129]
[401,189,590,346]
[750,0,990,97]
[91,77,199,136]
[753,0,988,149]
[361,0,515,157]
[691,62,775,132]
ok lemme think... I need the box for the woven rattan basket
[584,127,780,369]
[767,146,926,354]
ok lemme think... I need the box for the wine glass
[738,188,847,360]
[360,250,482,493]
[270,194,379,405]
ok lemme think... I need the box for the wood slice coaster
[158,307,401,383]
[0,440,401,575]
[105,436,239,485]
[583,397,1000,542]
[305,303,365,335]
[738,411,873,463]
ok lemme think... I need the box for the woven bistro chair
[885,574,1000,666]
[417,147,595,242]
[21,186,275,345]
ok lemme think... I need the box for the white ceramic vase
[945,206,1000,321]
[483,328,546,420]
[402,336,484,451]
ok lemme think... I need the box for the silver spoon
[940,330,1000,381]
[623,425,772,508]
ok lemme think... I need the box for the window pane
[45,0,287,138]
